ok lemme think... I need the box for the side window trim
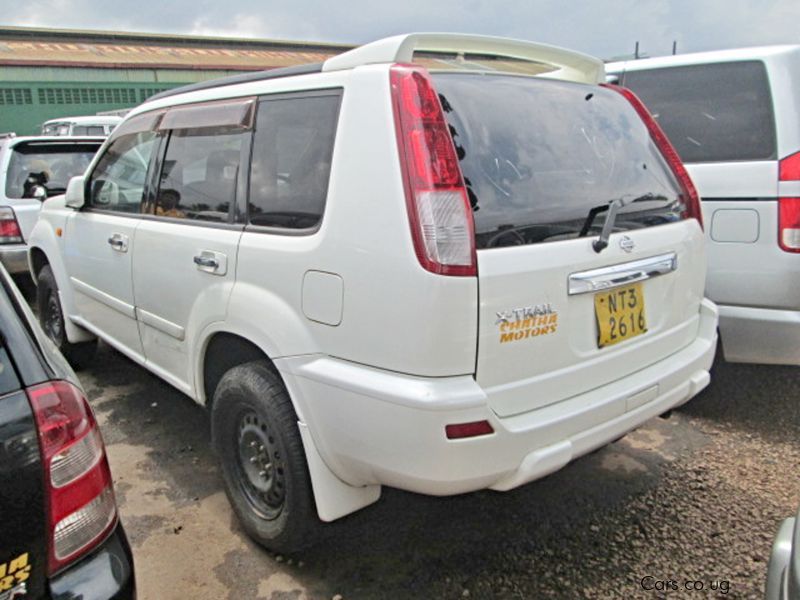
[141,131,168,216]
[244,87,343,236]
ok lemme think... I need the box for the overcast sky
[1,0,798,59]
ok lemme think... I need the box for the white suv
[607,47,800,365]
[28,33,718,552]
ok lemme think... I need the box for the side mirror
[31,185,47,201]
[65,175,86,209]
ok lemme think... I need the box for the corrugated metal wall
[0,66,242,135]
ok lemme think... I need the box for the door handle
[107,234,128,252]
[193,255,219,269]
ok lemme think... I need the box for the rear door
[433,74,706,417]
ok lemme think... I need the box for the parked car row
[0,32,796,598]
[27,32,719,553]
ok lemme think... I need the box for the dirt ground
[80,345,799,599]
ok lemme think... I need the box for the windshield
[431,73,686,249]
[5,142,100,199]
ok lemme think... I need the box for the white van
[29,33,717,552]
[607,46,800,365]
[41,116,122,137]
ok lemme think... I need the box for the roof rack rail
[146,62,324,103]
[322,33,604,84]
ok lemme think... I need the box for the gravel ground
[77,344,798,600]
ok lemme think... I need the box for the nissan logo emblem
[619,236,635,253]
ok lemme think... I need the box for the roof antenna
[634,41,640,60]
[672,40,677,55]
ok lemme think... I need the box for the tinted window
[621,61,776,163]
[5,142,99,199]
[432,74,685,249]
[248,94,340,230]
[88,131,157,212]
[153,127,244,222]
[72,126,88,136]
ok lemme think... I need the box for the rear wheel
[36,265,97,370]
[211,360,318,553]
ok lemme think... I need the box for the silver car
[767,507,800,599]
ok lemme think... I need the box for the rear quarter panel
[223,65,478,383]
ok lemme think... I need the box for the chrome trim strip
[568,252,677,296]
[70,277,136,318]
[136,308,186,341]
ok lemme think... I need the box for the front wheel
[211,360,318,553]
[36,265,97,370]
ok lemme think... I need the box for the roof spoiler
[322,33,605,84]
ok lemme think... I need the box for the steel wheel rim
[235,410,286,520]
[44,289,63,343]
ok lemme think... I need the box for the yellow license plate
[594,282,648,348]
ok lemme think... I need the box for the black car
[0,264,134,599]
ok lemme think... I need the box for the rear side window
[154,127,246,223]
[248,93,341,230]
[432,73,685,249]
[621,61,776,163]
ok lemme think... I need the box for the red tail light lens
[390,64,477,276]
[779,198,800,252]
[602,84,703,230]
[27,381,117,575]
[779,151,800,181]
[0,207,23,244]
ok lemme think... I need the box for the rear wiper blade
[583,193,665,253]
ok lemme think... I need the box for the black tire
[36,265,97,370]
[211,360,318,553]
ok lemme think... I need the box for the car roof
[607,44,800,72]
[2,136,105,148]
[42,115,123,125]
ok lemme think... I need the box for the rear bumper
[280,299,718,497]
[49,523,135,600]
[718,304,800,365]
[0,244,28,274]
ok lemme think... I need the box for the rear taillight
[603,84,703,230]
[390,64,477,276]
[779,150,800,182]
[27,381,117,575]
[0,207,23,244]
[778,153,800,252]
[778,198,800,252]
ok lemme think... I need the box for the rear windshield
[5,142,100,199]
[619,61,776,163]
[432,73,685,249]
